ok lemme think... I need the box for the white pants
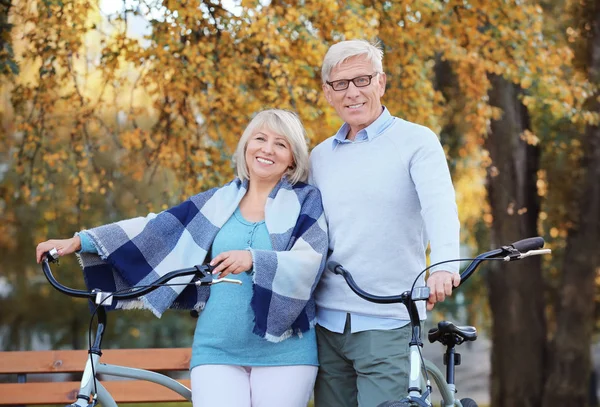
[191,364,318,407]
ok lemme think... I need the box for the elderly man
[309,39,461,407]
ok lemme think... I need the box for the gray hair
[234,109,309,185]
[321,39,384,83]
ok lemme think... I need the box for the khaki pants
[314,319,412,407]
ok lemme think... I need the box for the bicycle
[327,237,551,407]
[40,248,242,407]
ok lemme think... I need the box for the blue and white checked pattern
[78,178,328,342]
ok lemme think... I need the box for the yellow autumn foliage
[0,0,595,252]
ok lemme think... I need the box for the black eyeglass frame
[326,72,381,91]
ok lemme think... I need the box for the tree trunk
[485,74,546,407]
[0,0,16,76]
[542,1,600,405]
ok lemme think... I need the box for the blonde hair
[234,109,309,184]
[322,39,384,83]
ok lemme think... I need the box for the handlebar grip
[327,261,343,275]
[510,237,545,252]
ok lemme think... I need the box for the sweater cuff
[429,242,460,274]
[76,231,98,254]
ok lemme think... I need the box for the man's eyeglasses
[326,72,380,91]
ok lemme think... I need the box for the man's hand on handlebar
[426,271,461,311]
[36,236,81,264]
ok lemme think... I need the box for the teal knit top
[189,207,318,369]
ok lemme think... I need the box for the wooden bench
[0,348,192,405]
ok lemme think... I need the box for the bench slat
[0,379,192,404]
[0,348,191,374]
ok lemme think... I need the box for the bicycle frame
[66,306,192,407]
[70,354,192,407]
[406,353,462,407]
[400,298,463,407]
[422,359,460,407]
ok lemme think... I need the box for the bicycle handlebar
[328,236,550,305]
[41,250,238,303]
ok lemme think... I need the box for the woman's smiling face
[245,127,294,183]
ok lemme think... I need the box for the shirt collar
[331,107,393,149]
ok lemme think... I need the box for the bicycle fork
[67,353,102,407]
[406,345,461,407]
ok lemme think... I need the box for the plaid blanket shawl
[78,178,328,342]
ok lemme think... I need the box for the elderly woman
[35,109,328,407]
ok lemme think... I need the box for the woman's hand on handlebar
[36,236,82,264]
[426,270,461,311]
[210,250,253,278]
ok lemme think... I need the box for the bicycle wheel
[459,398,479,407]
[376,401,412,407]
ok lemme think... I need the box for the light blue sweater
[309,108,460,322]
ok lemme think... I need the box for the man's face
[323,55,386,137]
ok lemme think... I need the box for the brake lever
[503,248,552,261]
[195,276,243,286]
[517,248,552,259]
[211,277,243,285]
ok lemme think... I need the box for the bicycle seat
[428,320,477,345]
